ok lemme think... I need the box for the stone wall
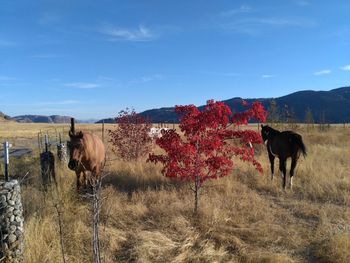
[0,180,24,262]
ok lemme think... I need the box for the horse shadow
[102,169,182,198]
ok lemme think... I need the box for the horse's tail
[294,134,307,157]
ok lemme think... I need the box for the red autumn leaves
[110,100,267,212]
[148,99,267,185]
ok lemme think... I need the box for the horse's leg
[269,153,275,180]
[279,158,287,189]
[75,171,81,191]
[290,156,298,189]
[82,171,89,189]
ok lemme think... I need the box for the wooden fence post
[102,120,105,144]
[44,134,49,152]
[37,132,42,153]
[4,141,9,181]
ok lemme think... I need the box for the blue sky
[1,0,350,119]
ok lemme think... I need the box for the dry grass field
[1,123,350,262]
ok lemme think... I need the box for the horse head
[68,131,85,171]
[260,124,270,144]
[68,118,85,171]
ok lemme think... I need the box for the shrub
[109,108,152,161]
[148,99,267,213]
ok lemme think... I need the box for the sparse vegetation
[109,108,152,161]
[267,99,281,124]
[1,123,349,262]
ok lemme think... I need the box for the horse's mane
[266,125,280,135]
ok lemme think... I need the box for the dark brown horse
[68,119,106,190]
[261,125,306,189]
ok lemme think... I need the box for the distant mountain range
[13,115,73,123]
[97,86,350,124]
[0,111,13,122]
[1,86,350,124]
[7,115,97,123]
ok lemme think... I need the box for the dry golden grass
[1,123,349,262]
[312,233,350,263]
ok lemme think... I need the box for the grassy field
[1,123,350,262]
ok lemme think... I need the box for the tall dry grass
[1,124,349,262]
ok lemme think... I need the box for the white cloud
[262,74,275,78]
[313,69,331,76]
[39,12,61,26]
[99,25,155,41]
[219,5,253,17]
[219,17,316,35]
[64,82,100,89]
[340,64,350,71]
[130,74,163,84]
[97,76,115,81]
[252,18,315,27]
[297,1,310,6]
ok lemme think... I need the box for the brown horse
[68,119,106,190]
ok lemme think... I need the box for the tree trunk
[194,174,200,214]
[193,141,200,214]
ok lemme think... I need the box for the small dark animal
[261,125,306,189]
[68,118,106,191]
[40,151,56,189]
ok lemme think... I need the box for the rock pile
[0,180,24,262]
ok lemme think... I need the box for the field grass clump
[0,123,349,262]
[312,234,350,263]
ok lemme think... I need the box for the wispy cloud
[254,18,315,27]
[219,5,253,17]
[262,74,276,78]
[218,16,316,35]
[97,75,116,81]
[99,25,155,41]
[297,1,310,6]
[130,74,164,84]
[39,12,61,26]
[314,69,331,76]
[340,64,350,71]
[64,82,100,89]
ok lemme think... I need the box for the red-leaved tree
[148,100,267,213]
[109,108,152,161]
